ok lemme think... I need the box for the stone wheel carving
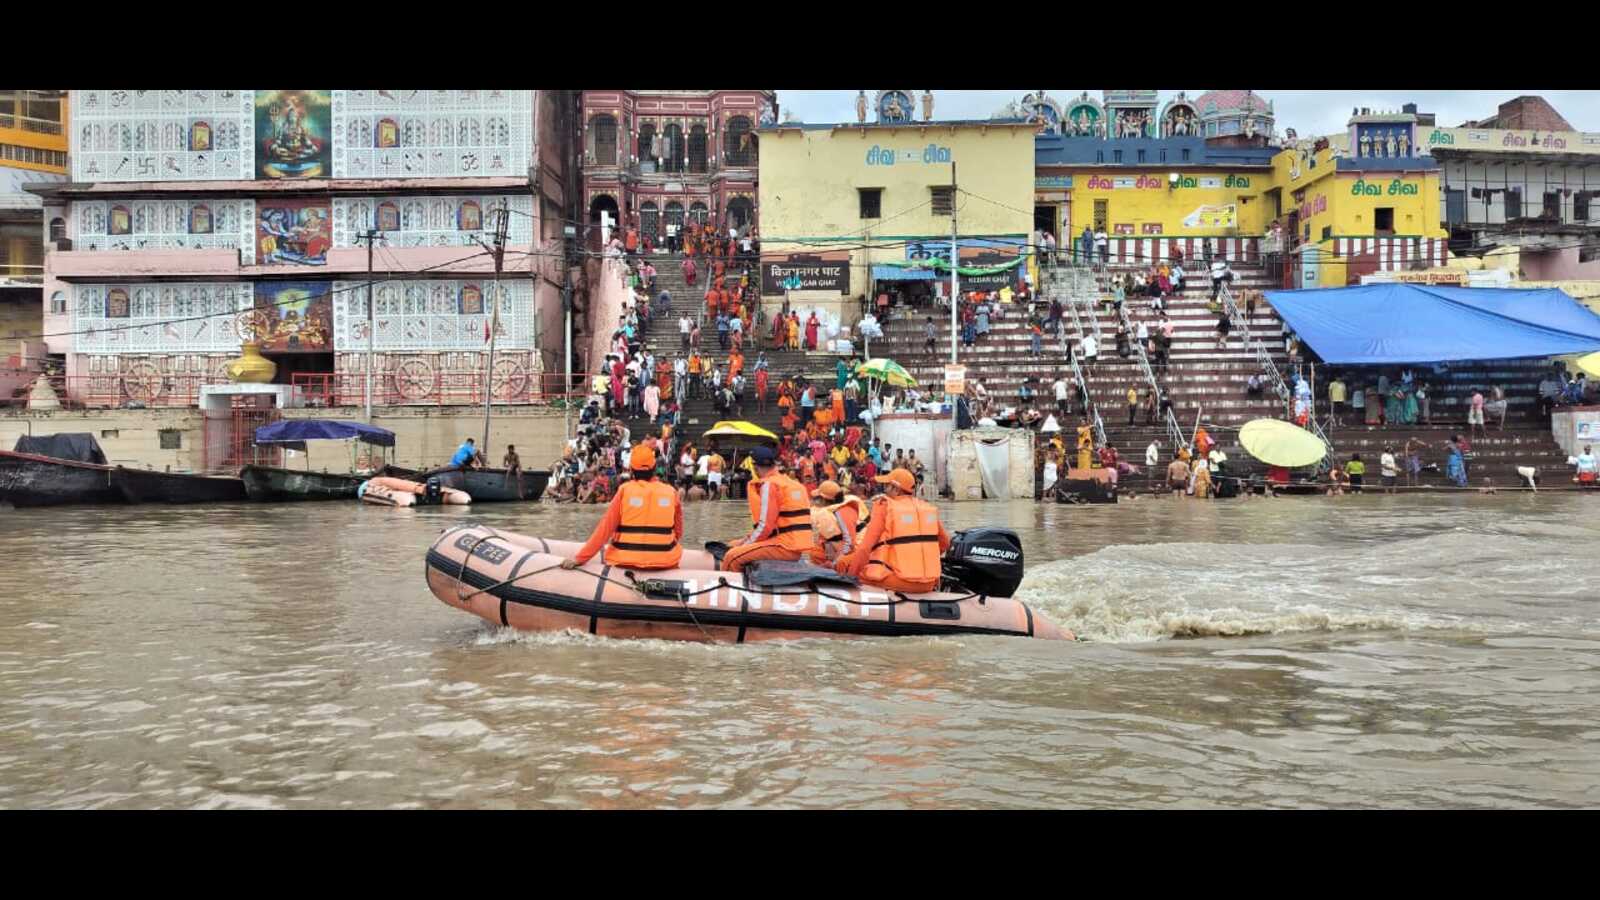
[121,360,164,404]
[233,308,271,343]
[391,358,437,402]
[490,358,529,401]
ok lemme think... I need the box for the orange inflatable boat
[361,476,471,507]
[424,523,1073,643]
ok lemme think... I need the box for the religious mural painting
[254,90,332,179]
[254,282,334,352]
[257,199,333,265]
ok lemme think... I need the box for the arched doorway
[725,116,754,167]
[663,124,684,173]
[589,194,619,230]
[688,124,707,173]
[640,201,659,247]
[590,114,618,165]
[688,201,708,226]
[727,197,754,230]
[664,201,684,233]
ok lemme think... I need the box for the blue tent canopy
[1263,283,1600,364]
[254,419,396,448]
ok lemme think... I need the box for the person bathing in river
[502,445,524,499]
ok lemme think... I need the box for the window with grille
[1504,187,1522,219]
[725,116,754,167]
[930,186,954,217]
[591,115,617,165]
[1576,192,1590,222]
[859,188,882,219]
[159,429,182,450]
[687,125,707,173]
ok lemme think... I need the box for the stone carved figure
[922,90,933,122]
[856,91,868,124]
[1386,130,1397,159]
[884,94,904,121]
[1398,130,1410,157]
[1359,131,1371,158]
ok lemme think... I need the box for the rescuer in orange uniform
[834,468,951,593]
[807,479,869,565]
[560,445,684,570]
[720,446,815,572]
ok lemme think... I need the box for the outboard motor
[941,527,1024,598]
[424,476,444,506]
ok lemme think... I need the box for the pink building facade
[580,90,772,244]
[38,89,572,409]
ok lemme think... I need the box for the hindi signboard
[762,252,850,294]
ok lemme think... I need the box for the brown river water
[2,494,1598,809]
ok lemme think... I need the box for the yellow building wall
[0,92,70,175]
[759,123,1034,309]
[1059,169,1270,236]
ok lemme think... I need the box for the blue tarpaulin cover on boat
[1263,284,1600,364]
[254,419,396,448]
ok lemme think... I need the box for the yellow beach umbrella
[1575,351,1600,378]
[855,358,916,388]
[1238,418,1329,468]
[702,420,778,449]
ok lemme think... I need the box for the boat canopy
[13,433,108,464]
[254,419,396,449]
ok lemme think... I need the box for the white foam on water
[1016,540,1502,643]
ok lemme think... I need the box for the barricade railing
[53,373,227,409]
[1217,281,1333,469]
[288,371,589,409]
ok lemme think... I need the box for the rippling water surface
[2,494,1598,809]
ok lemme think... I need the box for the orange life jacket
[604,478,682,569]
[812,494,868,547]
[748,471,815,552]
[862,494,942,587]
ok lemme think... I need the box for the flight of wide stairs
[873,259,1576,485]
[609,250,846,439]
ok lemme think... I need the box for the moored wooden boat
[239,465,367,502]
[0,449,121,507]
[113,467,248,504]
[383,465,549,502]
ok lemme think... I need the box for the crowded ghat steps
[872,258,1576,488]
[609,248,848,441]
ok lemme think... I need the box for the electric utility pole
[357,229,380,421]
[481,202,509,452]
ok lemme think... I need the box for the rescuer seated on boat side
[808,479,868,566]
[720,445,815,572]
[560,445,683,571]
[834,468,951,594]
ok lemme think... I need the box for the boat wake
[1015,539,1508,643]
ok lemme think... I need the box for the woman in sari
[804,312,820,351]
[1402,387,1420,425]
[1193,457,1213,499]
[643,381,660,422]
[1385,386,1405,425]
[787,313,801,351]
[682,254,697,287]
[1075,421,1094,472]
[1364,387,1383,425]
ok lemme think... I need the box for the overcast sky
[777,90,1600,136]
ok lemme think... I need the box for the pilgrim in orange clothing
[728,350,745,379]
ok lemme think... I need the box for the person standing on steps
[1126,384,1139,425]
